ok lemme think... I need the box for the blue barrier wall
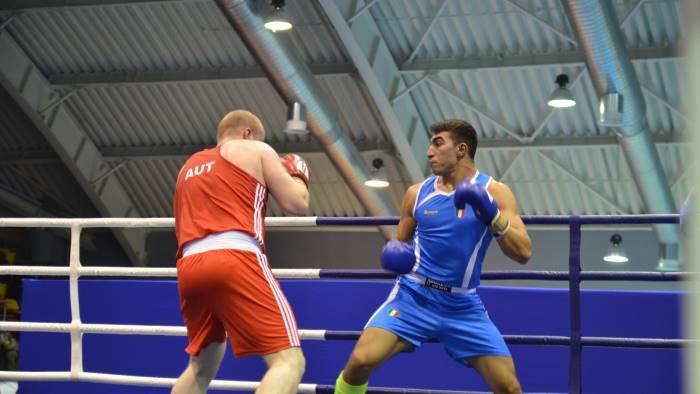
[18,279,682,393]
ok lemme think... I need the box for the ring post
[68,222,84,379]
[568,216,582,394]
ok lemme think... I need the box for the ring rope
[0,217,319,228]
[0,214,679,229]
[0,321,687,349]
[0,215,683,392]
[0,266,324,278]
[0,371,319,392]
[0,266,693,280]
[0,371,483,394]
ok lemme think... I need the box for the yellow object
[2,299,19,314]
[0,283,19,314]
[0,248,15,265]
[334,371,367,394]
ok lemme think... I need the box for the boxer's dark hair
[430,119,478,159]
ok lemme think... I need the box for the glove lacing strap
[489,210,511,239]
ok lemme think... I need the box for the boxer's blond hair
[217,110,264,141]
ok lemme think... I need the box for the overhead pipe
[215,0,398,238]
[562,0,679,269]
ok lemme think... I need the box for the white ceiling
[0,0,690,235]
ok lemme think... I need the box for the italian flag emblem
[389,309,400,317]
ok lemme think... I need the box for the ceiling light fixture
[547,74,576,108]
[365,158,390,188]
[283,102,308,135]
[264,0,293,32]
[603,233,629,264]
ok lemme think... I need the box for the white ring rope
[0,265,322,278]
[0,217,319,228]
[0,321,328,339]
[0,217,331,390]
[0,371,320,392]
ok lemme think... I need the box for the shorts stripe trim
[461,228,488,289]
[364,281,400,329]
[253,185,265,245]
[256,253,300,347]
[262,253,300,346]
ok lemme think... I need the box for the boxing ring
[0,214,692,393]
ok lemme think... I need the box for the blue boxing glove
[454,181,499,225]
[380,240,415,274]
[454,180,511,238]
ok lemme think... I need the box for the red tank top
[173,147,267,258]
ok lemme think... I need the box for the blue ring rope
[315,385,482,394]
[315,214,679,226]
[318,269,695,281]
[321,331,691,349]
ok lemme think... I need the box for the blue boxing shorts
[365,278,510,364]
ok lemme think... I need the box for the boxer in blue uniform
[335,120,532,394]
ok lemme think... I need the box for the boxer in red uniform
[172,109,310,394]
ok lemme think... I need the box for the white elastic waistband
[183,231,261,257]
[406,273,476,294]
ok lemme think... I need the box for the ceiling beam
[400,46,680,73]
[0,135,685,164]
[0,184,51,216]
[46,50,681,88]
[620,0,645,28]
[535,150,628,214]
[97,139,395,160]
[641,83,687,121]
[478,134,686,150]
[405,0,448,63]
[0,149,58,164]
[502,0,578,46]
[319,0,430,183]
[49,63,356,87]
[497,150,524,181]
[0,0,192,10]
[0,30,147,265]
[0,139,397,164]
[426,76,526,142]
[346,0,379,24]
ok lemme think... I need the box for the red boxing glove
[281,153,310,186]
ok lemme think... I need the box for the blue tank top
[406,171,494,289]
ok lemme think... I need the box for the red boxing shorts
[176,249,300,357]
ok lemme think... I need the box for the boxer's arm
[396,184,420,243]
[487,181,531,264]
[260,145,309,215]
[380,185,419,274]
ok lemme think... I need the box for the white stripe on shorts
[253,184,266,245]
[364,281,400,329]
[256,252,300,346]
